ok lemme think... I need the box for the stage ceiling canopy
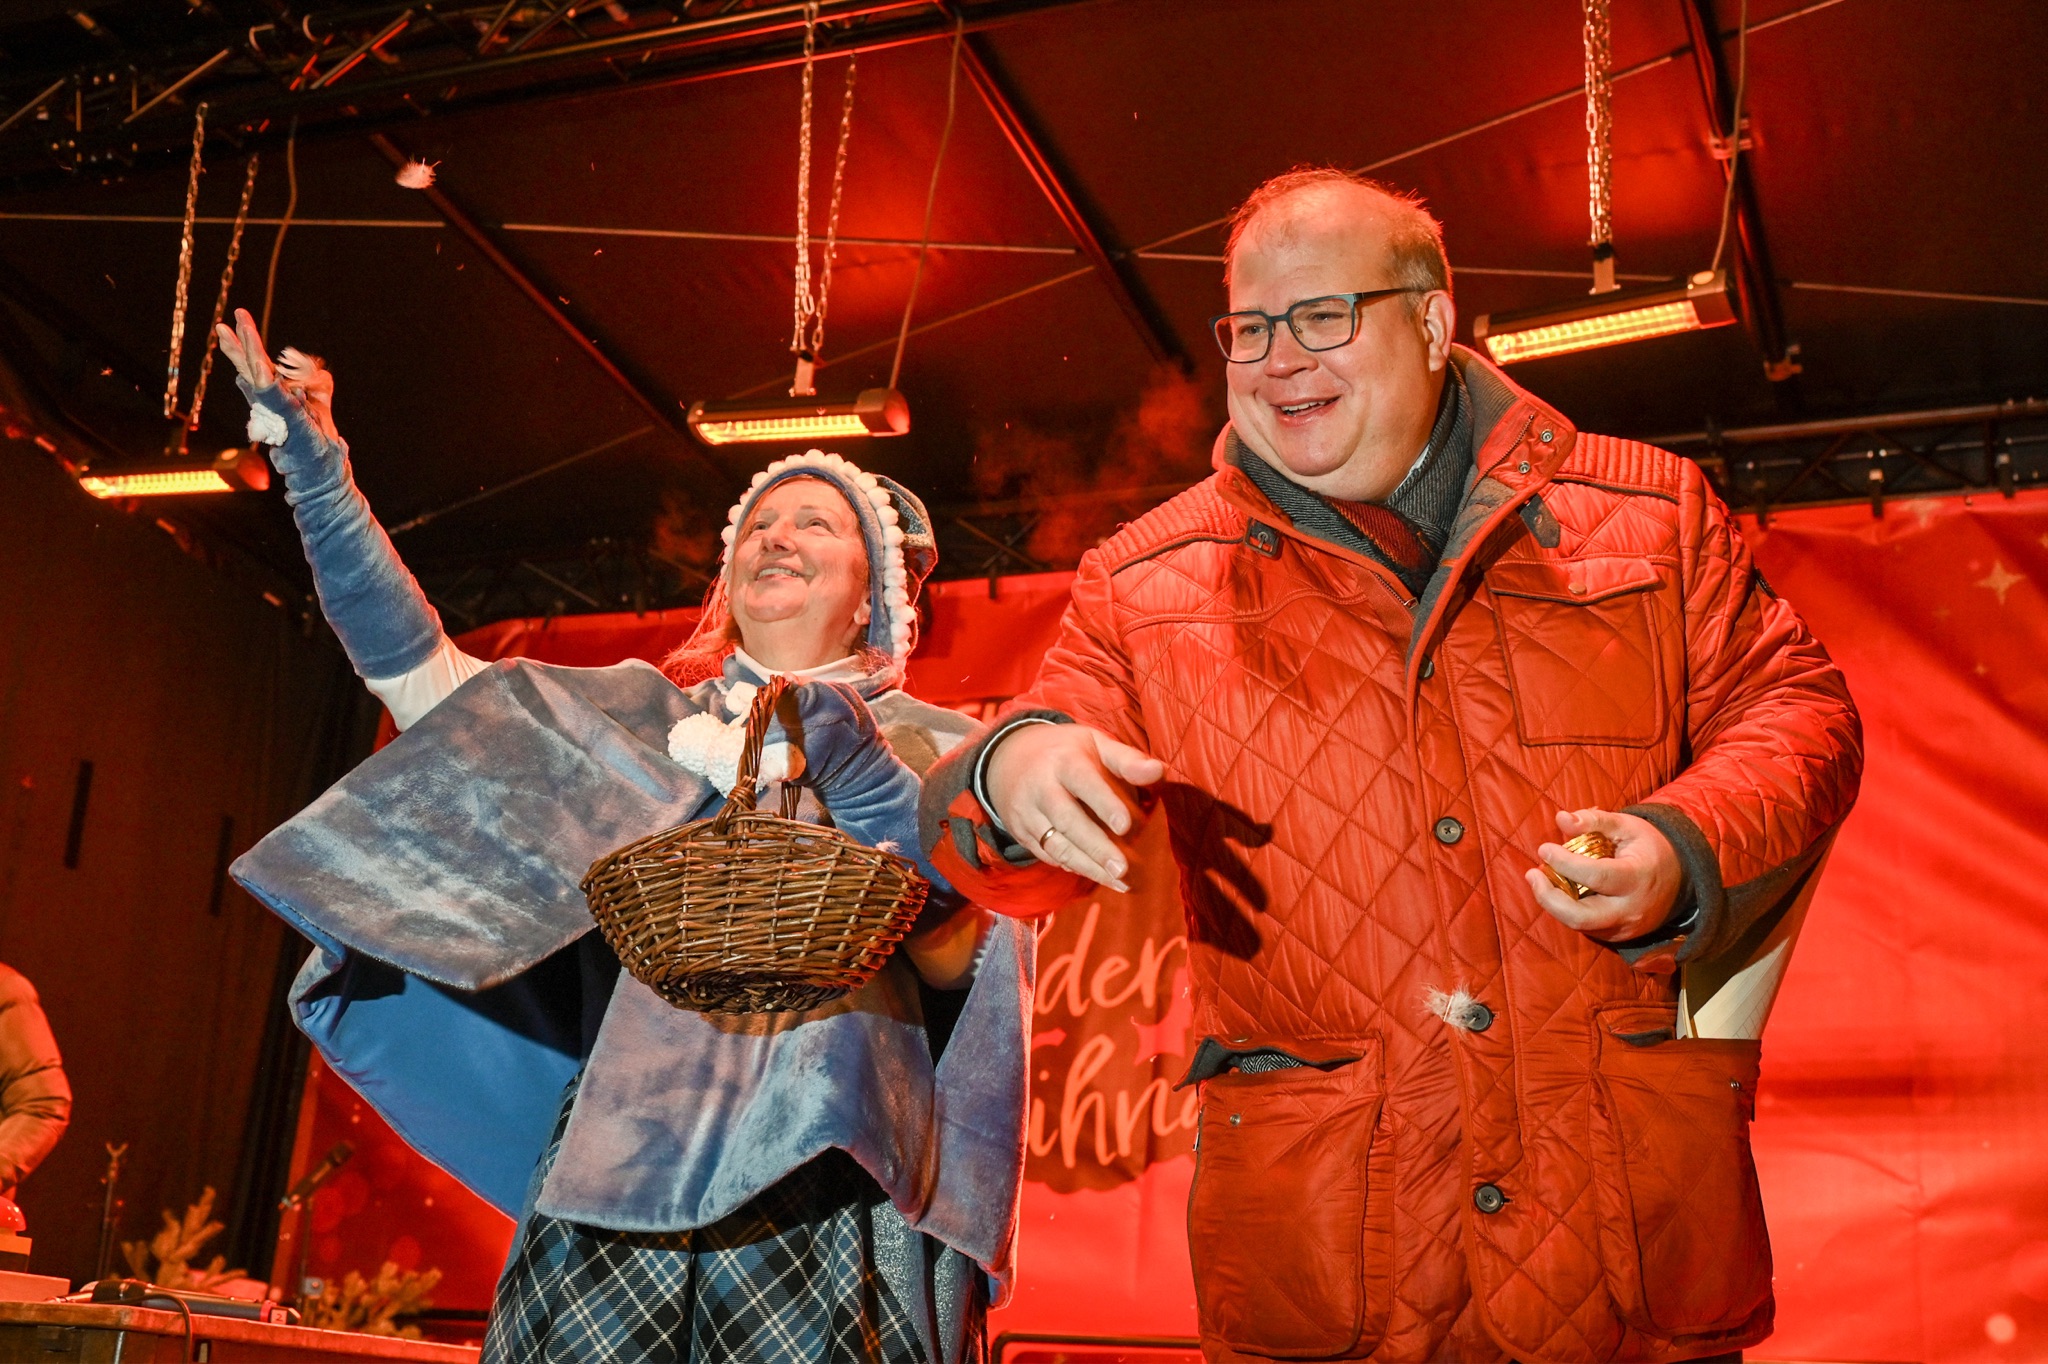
[0,0,2043,624]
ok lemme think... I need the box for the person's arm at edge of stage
[920,547,1163,915]
[1554,457,1865,971]
[0,969,71,1197]
[217,309,485,731]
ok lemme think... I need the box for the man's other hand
[1525,808,1684,943]
[984,722,1165,892]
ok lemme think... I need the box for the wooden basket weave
[581,675,929,1014]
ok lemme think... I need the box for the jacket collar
[1207,347,1580,671]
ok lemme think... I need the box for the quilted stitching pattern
[1004,416,1856,1361]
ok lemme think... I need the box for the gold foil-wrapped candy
[1542,830,1617,900]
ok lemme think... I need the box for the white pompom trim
[719,448,917,663]
[667,709,804,791]
[247,404,289,447]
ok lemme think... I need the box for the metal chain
[789,1,856,361]
[808,54,856,358]
[790,2,819,355]
[1583,0,1613,253]
[164,102,207,420]
[186,154,260,431]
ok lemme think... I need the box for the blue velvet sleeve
[239,374,443,680]
[778,681,956,892]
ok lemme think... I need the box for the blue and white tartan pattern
[484,1128,929,1364]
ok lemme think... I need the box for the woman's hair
[659,595,743,687]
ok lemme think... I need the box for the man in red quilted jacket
[920,168,1862,1363]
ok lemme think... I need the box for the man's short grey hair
[1224,167,1453,300]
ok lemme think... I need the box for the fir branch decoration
[118,1186,246,1292]
[299,1261,442,1338]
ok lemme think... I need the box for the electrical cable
[160,1288,196,1363]
[1709,0,1750,274]
[888,10,964,391]
[259,115,299,338]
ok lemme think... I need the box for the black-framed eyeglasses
[1209,288,1423,363]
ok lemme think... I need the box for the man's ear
[1419,290,1457,371]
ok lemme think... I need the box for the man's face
[1224,186,1454,502]
[730,476,871,656]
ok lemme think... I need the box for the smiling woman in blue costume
[211,309,1032,1364]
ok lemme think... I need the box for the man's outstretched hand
[1525,807,1684,944]
[983,722,1165,893]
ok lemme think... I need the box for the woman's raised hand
[214,307,340,444]
[276,344,338,443]
[214,306,276,390]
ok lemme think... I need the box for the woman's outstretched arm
[217,308,485,729]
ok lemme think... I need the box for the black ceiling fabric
[1,0,2043,606]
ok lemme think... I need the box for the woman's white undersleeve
[365,636,491,731]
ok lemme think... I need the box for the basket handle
[712,673,793,834]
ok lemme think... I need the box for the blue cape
[232,657,1031,1303]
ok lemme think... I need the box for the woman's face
[728,476,871,666]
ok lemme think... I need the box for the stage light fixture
[685,387,910,447]
[76,448,271,499]
[1473,270,1738,365]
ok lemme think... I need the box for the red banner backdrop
[289,497,2048,1362]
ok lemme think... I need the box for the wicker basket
[581,675,930,1014]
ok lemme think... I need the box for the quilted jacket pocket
[1488,557,1666,747]
[1187,1040,1386,1358]
[1590,1004,1773,1339]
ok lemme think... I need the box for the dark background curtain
[0,447,375,1287]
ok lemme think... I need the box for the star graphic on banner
[1904,499,1942,530]
[2039,532,2048,550]
[1976,560,2025,606]
[1933,605,1952,622]
[1975,662,1990,677]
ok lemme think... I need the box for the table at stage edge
[0,1300,481,1363]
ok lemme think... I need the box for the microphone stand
[277,1142,353,1309]
[92,1143,128,1283]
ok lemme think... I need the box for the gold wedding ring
[1542,831,1617,900]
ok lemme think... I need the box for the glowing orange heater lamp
[75,449,271,498]
[685,388,910,447]
[1473,270,1739,365]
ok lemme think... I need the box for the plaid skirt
[483,1090,936,1364]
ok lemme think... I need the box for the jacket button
[1465,1001,1495,1032]
[1419,657,1435,679]
[1538,427,1554,443]
[1434,817,1464,844]
[1474,1183,1508,1214]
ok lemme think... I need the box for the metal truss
[0,0,1103,186]
[1657,398,2048,523]
[411,534,713,628]
[930,400,2048,583]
